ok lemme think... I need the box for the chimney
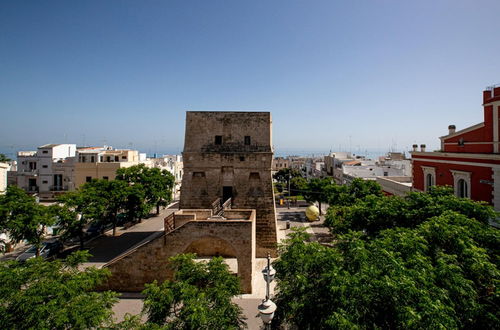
[420,144,426,152]
[448,125,456,135]
[412,144,418,152]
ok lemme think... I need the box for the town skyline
[2,1,500,156]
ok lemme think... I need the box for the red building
[411,85,500,211]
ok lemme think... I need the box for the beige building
[272,157,290,172]
[74,147,140,187]
[180,111,278,257]
[0,162,9,194]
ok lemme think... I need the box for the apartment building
[0,162,9,194]
[149,155,183,199]
[74,146,140,187]
[16,144,77,199]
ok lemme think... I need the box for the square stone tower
[180,111,278,257]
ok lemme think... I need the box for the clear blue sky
[1,1,500,157]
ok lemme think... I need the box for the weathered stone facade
[102,111,277,293]
[104,212,255,293]
[180,112,278,257]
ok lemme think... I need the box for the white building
[0,162,9,194]
[149,155,183,199]
[16,144,77,199]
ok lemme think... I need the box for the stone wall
[103,220,255,293]
[180,112,278,257]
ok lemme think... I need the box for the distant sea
[0,146,408,161]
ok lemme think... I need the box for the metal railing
[164,213,175,233]
[23,186,39,192]
[211,198,222,216]
[49,185,68,192]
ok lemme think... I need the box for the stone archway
[184,235,238,258]
[104,220,255,293]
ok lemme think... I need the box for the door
[222,186,233,203]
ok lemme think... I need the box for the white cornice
[439,122,484,140]
[411,151,500,161]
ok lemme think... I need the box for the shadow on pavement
[86,231,158,263]
[278,212,306,223]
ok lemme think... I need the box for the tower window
[244,136,251,145]
[215,135,223,145]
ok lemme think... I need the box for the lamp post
[287,172,291,209]
[258,252,276,329]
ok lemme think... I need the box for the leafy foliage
[0,251,117,329]
[274,212,499,329]
[274,184,499,329]
[116,164,175,215]
[325,186,496,236]
[302,178,333,214]
[273,168,303,184]
[0,153,10,163]
[0,186,56,255]
[142,254,246,329]
[326,178,383,207]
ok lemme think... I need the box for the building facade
[0,162,9,194]
[412,86,500,211]
[149,155,184,199]
[16,144,76,199]
[73,147,140,187]
[180,111,278,257]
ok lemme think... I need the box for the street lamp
[259,252,277,329]
[287,172,291,209]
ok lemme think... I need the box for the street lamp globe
[258,298,277,325]
[262,264,276,283]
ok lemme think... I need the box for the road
[83,203,178,268]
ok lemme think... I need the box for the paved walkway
[83,203,178,268]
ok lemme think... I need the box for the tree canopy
[142,254,246,329]
[273,186,499,329]
[116,164,175,215]
[0,153,10,163]
[0,251,117,329]
[0,186,56,256]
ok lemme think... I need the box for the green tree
[273,168,303,184]
[274,211,499,329]
[327,178,383,207]
[0,186,55,256]
[142,254,246,329]
[0,153,10,163]
[303,178,333,215]
[325,188,496,237]
[57,183,107,248]
[0,250,118,329]
[123,183,148,223]
[116,164,175,215]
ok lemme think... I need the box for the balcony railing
[23,186,39,193]
[49,185,68,192]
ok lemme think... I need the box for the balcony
[18,169,38,175]
[49,185,68,192]
[23,186,39,193]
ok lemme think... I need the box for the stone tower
[180,111,278,257]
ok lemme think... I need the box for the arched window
[422,166,436,192]
[457,179,468,198]
[451,170,471,199]
[426,173,434,191]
